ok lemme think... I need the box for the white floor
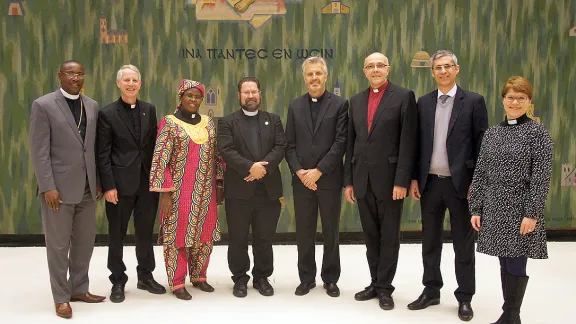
[0,243,574,323]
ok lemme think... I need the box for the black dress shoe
[110,284,125,303]
[295,282,316,296]
[407,294,440,310]
[233,281,248,298]
[323,283,340,297]
[192,281,215,292]
[137,278,167,294]
[378,293,395,310]
[354,286,377,301]
[253,278,274,296]
[458,302,474,321]
[173,287,192,300]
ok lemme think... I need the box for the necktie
[439,95,450,104]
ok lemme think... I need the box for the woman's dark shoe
[192,281,215,292]
[173,288,192,300]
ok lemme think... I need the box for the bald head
[363,52,390,88]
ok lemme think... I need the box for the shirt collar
[371,80,389,93]
[60,88,80,100]
[242,109,258,116]
[437,84,458,98]
[120,97,137,109]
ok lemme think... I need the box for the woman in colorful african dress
[149,79,224,300]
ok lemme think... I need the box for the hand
[216,183,224,205]
[96,185,104,201]
[471,215,482,231]
[344,185,355,203]
[409,180,421,200]
[303,168,322,191]
[520,217,537,235]
[160,192,173,217]
[44,189,62,211]
[296,169,317,191]
[467,184,472,200]
[104,189,118,204]
[246,161,269,181]
[392,186,407,200]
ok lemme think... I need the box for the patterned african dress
[150,114,224,290]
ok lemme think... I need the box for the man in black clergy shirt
[218,77,287,298]
[97,64,166,303]
[285,56,348,297]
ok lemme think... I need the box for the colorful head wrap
[178,79,205,98]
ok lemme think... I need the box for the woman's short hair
[501,76,533,99]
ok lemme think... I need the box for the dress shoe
[407,293,440,310]
[233,281,248,298]
[295,282,316,296]
[55,303,72,319]
[253,278,274,296]
[173,287,192,300]
[354,286,377,301]
[137,278,167,294]
[70,292,106,303]
[458,302,474,321]
[192,281,215,292]
[110,284,125,303]
[323,283,340,297]
[378,293,395,310]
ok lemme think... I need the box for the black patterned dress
[469,114,553,259]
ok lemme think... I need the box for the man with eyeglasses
[96,64,166,303]
[407,50,488,321]
[344,52,418,310]
[30,60,105,318]
[218,77,287,298]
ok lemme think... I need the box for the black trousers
[106,169,159,285]
[420,175,475,302]
[293,182,342,284]
[356,180,403,296]
[225,194,281,283]
[499,256,527,277]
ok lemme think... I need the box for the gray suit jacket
[30,89,100,204]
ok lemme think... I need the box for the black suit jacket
[217,110,287,200]
[285,91,348,189]
[414,87,488,199]
[344,82,418,200]
[97,98,158,196]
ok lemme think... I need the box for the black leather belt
[429,174,451,179]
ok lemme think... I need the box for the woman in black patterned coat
[469,76,553,324]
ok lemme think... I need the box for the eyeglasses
[504,95,529,103]
[184,94,203,100]
[432,64,456,72]
[240,90,260,96]
[61,71,85,79]
[364,63,389,70]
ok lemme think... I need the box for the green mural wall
[1,0,575,235]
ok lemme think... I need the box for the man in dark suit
[217,77,287,298]
[97,64,166,303]
[344,52,418,310]
[407,50,488,321]
[285,56,348,297]
[30,60,106,319]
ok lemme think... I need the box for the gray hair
[430,50,458,67]
[301,56,328,75]
[116,64,141,81]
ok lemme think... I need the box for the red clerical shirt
[367,80,389,132]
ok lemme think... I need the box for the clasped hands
[296,168,322,191]
[244,161,269,182]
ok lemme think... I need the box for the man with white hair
[285,56,348,297]
[97,64,166,303]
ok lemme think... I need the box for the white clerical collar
[60,88,80,100]
[438,84,457,98]
[131,104,136,109]
[191,114,196,118]
[311,98,318,102]
[507,119,517,125]
[242,109,258,116]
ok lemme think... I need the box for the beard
[240,99,260,112]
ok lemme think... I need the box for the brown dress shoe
[173,287,192,300]
[192,281,215,292]
[70,292,106,303]
[55,303,72,319]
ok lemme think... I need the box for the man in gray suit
[30,60,106,319]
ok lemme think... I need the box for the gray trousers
[41,184,96,304]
